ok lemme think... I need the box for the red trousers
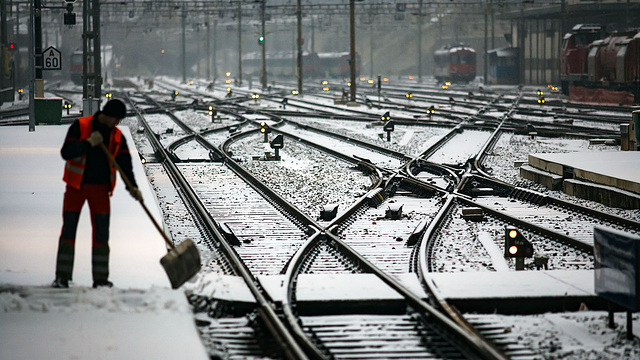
[55,184,111,282]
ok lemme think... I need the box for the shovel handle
[99,143,176,250]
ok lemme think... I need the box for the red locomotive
[433,44,477,83]
[560,24,640,105]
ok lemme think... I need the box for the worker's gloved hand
[129,187,143,201]
[86,131,103,147]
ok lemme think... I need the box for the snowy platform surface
[0,125,207,360]
[528,152,640,194]
[187,273,428,303]
[426,270,594,299]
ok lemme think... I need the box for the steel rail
[127,94,311,360]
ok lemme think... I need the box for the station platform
[0,125,208,360]
[521,151,640,209]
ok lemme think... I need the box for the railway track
[123,88,511,359]
[5,78,636,359]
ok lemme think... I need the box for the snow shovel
[100,143,201,289]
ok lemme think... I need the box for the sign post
[42,46,62,70]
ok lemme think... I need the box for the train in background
[242,51,360,79]
[70,50,83,85]
[433,44,477,83]
[560,24,640,104]
[487,47,520,85]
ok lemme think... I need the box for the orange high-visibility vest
[63,115,122,193]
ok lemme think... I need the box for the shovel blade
[160,239,201,289]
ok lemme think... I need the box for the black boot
[52,278,69,288]
[92,280,113,288]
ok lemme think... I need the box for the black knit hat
[102,99,127,119]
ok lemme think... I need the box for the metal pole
[529,20,532,85]
[213,19,217,84]
[261,0,266,90]
[543,19,547,85]
[536,19,540,85]
[369,12,373,79]
[28,0,34,131]
[1,0,7,91]
[237,2,242,86]
[349,0,356,102]
[296,0,302,95]
[484,4,488,85]
[34,0,42,97]
[519,4,525,85]
[418,0,422,83]
[311,16,315,53]
[206,14,211,81]
[238,1,242,85]
[491,0,495,49]
[181,5,186,83]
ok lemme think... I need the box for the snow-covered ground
[0,125,208,360]
[2,79,640,359]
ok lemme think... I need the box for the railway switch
[385,204,403,220]
[383,120,395,142]
[505,226,534,270]
[269,134,284,161]
[321,204,339,221]
[208,106,217,122]
[461,207,484,221]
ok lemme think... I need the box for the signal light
[259,121,271,134]
[538,97,545,104]
[259,121,270,143]
[381,111,390,121]
[258,36,265,45]
[504,226,534,271]
[64,101,72,114]
[536,89,544,96]
[406,93,413,99]
[427,105,435,119]
[9,43,15,50]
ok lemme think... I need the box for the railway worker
[52,99,143,289]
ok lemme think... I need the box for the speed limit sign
[42,46,62,70]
